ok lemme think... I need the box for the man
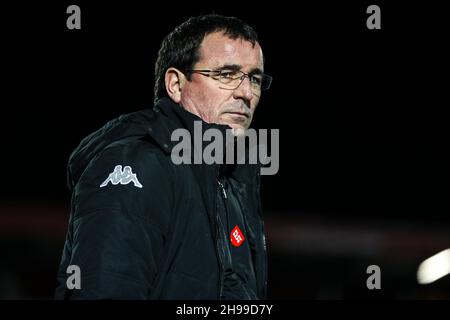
[55,14,272,299]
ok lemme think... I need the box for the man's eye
[251,76,262,85]
[219,70,238,79]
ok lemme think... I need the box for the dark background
[1,1,449,299]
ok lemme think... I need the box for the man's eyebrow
[216,64,242,71]
[216,64,263,75]
[249,68,263,76]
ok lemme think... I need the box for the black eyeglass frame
[185,69,272,91]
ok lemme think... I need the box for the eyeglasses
[185,69,272,91]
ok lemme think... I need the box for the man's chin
[214,121,247,136]
[216,117,250,135]
[220,114,251,129]
[230,127,246,136]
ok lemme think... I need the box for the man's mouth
[225,111,249,118]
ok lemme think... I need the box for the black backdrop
[1,1,449,299]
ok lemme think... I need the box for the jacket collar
[148,98,226,153]
[149,97,260,183]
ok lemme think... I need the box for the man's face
[180,32,264,130]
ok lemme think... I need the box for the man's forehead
[198,32,263,69]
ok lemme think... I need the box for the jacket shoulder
[73,139,175,232]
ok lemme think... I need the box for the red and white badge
[230,225,245,247]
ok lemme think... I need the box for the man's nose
[233,76,254,102]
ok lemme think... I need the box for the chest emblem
[230,225,245,247]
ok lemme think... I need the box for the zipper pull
[218,180,227,199]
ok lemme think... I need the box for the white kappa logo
[100,165,143,188]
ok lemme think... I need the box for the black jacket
[55,98,267,299]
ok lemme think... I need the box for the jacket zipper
[217,178,230,237]
[215,169,225,299]
[217,180,227,199]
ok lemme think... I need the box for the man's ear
[165,67,186,103]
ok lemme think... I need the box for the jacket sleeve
[57,142,173,299]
